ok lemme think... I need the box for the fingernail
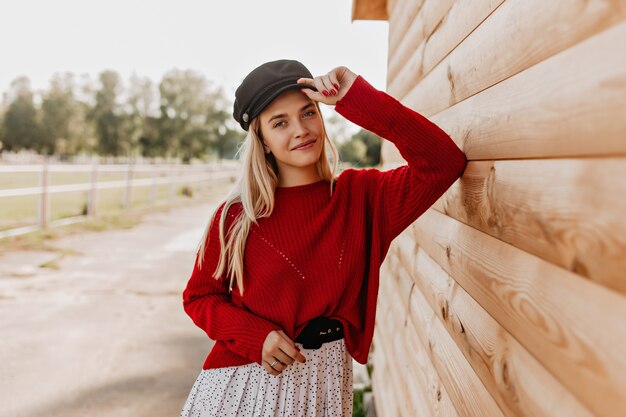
[334,83,339,89]
[322,90,328,96]
[330,89,336,95]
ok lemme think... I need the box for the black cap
[233,59,318,131]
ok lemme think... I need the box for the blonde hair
[196,101,340,296]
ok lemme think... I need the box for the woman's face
[258,89,324,171]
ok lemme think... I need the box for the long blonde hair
[196,101,340,296]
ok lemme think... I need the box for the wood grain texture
[387,0,456,84]
[387,0,425,56]
[382,257,463,417]
[376,256,458,417]
[386,0,397,17]
[388,0,504,96]
[352,0,388,21]
[375,266,424,416]
[431,158,626,294]
[384,249,503,417]
[413,20,626,160]
[372,331,401,417]
[399,0,626,117]
[410,209,626,417]
[392,233,595,417]
[397,263,506,417]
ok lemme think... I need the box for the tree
[353,128,381,166]
[90,70,125,156]
[1,77,44,153]
[125,73,157,159]
[339,139,368,167]
[158,69,231,163]
[40,72,85,157]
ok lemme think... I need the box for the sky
[0,0,389,107]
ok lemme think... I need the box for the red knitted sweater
[182,75,467,370]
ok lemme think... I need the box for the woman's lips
[292,139,316,151]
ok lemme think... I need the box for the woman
[180,59,467,416]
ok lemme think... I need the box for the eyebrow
[267,102,315,124]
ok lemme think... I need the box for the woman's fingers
[273,347,295,366]
[263,358,282,375]
[297,78,326,102]
[262,329,308,376]
[329,71,341,93]
[321,74,336,95]
[298,67,357,104]
[276,330,307,363]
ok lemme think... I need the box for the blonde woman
[179,59,467,416]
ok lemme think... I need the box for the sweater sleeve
[182,202,283,366]
[334,75,467,252]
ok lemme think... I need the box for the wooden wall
[353,1,626,416]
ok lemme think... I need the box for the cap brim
[251,82,319,122]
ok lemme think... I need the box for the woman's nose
[293,119,310,136]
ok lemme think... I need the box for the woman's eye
[272,110,315,128]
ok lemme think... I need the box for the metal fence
[0,160,240,239]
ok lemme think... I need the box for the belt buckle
[297,317,343,349]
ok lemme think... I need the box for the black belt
[295,316,344,349]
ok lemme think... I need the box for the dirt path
[0,202,219,417]
[0,198,374,417]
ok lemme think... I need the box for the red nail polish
[330,89,336,95]
[322,90,328,96]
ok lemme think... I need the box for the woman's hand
[297,66,358,106]
[262,329,307,376]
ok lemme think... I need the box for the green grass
[353,384,373,417]
[0,180,233,255]
[0,170,226,232]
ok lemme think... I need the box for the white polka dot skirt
[180,337,354,417]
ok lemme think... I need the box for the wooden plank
[410,209,626,417]
[397,0,626,117]
[386,0,397,17]
[372,279,407,417]
[383,258,461,417]
[372,316,404,416]
[352,0,388,21]
[376,305,431,416]
[394,234,596,417]
[387,0,456,84]
[388,0,504,98]
[372,332,401,417]
[375,274,424,416]
[398,265,506,417]
[419,20,626,160]
[388,0,425,55]
[431,158,626,294]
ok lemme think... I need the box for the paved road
[0,202,219,417]
[0,199,374,417]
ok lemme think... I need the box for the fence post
[149,167,157,203]
[168,168,176,201]
[124,163,133,209]
[206,164,212,194]
[37,158,50,229]
[87,162,98,217]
